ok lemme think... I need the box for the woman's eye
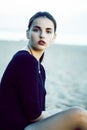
[33,28,39,32]
[46,30,52,34]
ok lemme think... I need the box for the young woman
[0,11,87,130]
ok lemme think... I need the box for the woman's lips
[38,40,46,45]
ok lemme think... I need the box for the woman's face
[27,17,56,51]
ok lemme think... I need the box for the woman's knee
[68,107,87,125]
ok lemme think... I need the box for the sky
[0,0,87,45]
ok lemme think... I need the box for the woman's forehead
[31,17,54,28]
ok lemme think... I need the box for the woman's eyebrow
[33,26,40,29]
[46,28,53,30]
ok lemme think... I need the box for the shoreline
[0,40,87,47]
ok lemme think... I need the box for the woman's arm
[13,51,46,121]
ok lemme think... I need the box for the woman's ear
[26,30,30,39]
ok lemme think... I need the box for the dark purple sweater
[0,50,46,130]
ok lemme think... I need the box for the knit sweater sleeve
[12,51,43,120]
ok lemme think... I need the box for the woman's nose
[39,31,45,38]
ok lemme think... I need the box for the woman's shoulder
[14,50,31,58]
[8,50,38,68]
[13,50,37,62]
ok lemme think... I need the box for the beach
[0,40,87,111]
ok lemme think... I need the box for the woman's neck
[26,44,44,61]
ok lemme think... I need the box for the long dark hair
[27,11,57,62]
